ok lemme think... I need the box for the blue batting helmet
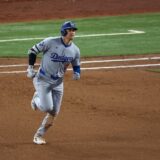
[61,21,78,36]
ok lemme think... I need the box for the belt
[39,68,59,80]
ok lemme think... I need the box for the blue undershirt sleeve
[73,65,81,74]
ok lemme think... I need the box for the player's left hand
[73,72,80,80]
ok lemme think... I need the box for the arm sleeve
[73,65,80,74]
[28,53,36,66]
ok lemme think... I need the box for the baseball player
[27,21,81,145]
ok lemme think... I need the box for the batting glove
[27,65,36,78]
[73,72,80,80]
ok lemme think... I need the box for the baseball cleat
[33,136,46,145]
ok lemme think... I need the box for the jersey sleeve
[71,48,81,74]
[27,37,52,66]
[28,37,51,55]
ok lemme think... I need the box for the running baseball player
[27,21,81,145]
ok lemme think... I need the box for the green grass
[0,13,160,57]
[146,68,160,73]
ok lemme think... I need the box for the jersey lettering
[50,53,73,62]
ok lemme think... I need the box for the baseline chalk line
[0,63,160,74]
[0,56,159,68]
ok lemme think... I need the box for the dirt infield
[0,1,160,160]
[0,0,160,23]
[0,55,160,160]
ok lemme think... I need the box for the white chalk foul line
[0,64,28,68]
[0,30,145,43]
[0,56,159,68]
[77,30,145,38]
[0,63,160,74]
[79,63,160,70]
[0,71,27,74]
[81,56,160,64]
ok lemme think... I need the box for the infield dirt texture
[0,0,160,160]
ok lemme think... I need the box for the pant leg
[51,82,64,115]
[34,113,56,137]
[33,80,63,137]
[33,76,53,112]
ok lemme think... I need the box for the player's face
[66,28,76,40]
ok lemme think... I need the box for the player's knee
[48,108,58,117]
[39,105,49,112]
[42,106,58,117]
[39,103,59,117]
[39,104,53,113]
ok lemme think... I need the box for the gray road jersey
[31,37,80,84]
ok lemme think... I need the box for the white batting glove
[73,72,80,80]
[27,65,36,78]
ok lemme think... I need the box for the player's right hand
[27,65,36,78]
[73,72,80,80]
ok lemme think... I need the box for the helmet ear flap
[61,30,67,36]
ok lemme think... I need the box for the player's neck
[62,37,72,45]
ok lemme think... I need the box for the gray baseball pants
[32,76,63,137]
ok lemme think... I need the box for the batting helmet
[61,21,78,36]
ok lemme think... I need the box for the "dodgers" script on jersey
[51,53,73,62]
